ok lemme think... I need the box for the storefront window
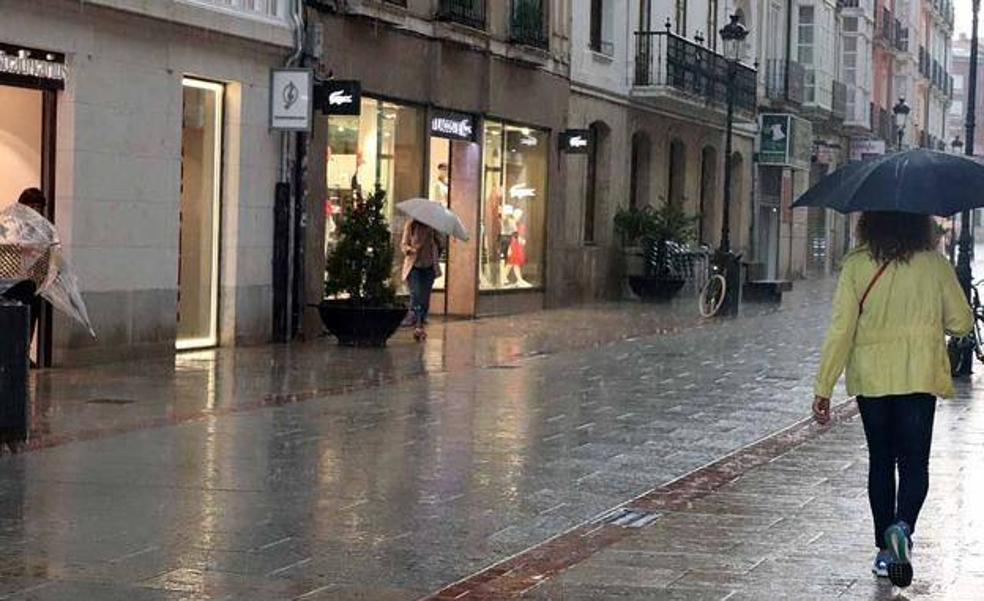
[324,98,425,295]
[480,122,548,290]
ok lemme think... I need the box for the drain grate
[599,508,660,528]
[85,398,136,406]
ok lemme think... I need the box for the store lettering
[0,51,67,81]
[431,117,473,139]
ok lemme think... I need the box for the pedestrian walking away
[401,219,444,341]
[811,211,973,589]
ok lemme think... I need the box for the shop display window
[324,99,424,296]
[480,122,548,290]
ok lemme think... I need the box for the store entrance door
[427,136,480,317]
[0,82,56,367]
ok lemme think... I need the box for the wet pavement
[0,277,954,600]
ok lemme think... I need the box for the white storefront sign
[270,68,313,131]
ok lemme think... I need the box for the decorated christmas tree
[324,188,396,307]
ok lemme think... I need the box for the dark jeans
[857,394,936,549]
[1,280,41,346]
[408,266,436,325]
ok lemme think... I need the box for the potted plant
[318,189,408,346]
[626,200,698,302]
[614,205,658,278]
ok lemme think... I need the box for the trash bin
[0,299,29,447]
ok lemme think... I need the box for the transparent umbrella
[0,203,95,337]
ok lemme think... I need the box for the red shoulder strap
[859,263,891,314]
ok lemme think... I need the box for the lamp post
[953,0,980,376]
[950,137,964,264]
[715,14,749,317]
[892,97,910,151]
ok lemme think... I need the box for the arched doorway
[630,132,652,209]
[699,146,717,246]
[668,139,686,206]
[585,121,611,243]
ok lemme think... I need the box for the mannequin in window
[432,163,449,205]
[483,182,503,287]
[504,207,532,288]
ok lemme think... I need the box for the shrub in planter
[320,189,407,346]
[624,201,699,301]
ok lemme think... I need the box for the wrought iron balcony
[633,30,757,116]
[510,0,548,49]
[437,0,487,30]
[764,59,805,106]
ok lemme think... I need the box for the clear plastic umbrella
[0,203,95,337]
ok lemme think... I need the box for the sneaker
[884,521,913,588]
[872,549,892,578]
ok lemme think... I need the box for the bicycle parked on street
[948,278,984,374]
[698,261,727,318]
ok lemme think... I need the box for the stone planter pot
[317,301,408,347]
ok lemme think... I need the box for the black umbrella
[792,149,984,217]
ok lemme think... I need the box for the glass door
[177,78,223,350]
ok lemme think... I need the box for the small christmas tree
[324,188,397,307]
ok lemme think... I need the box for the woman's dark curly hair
[858,211,935,264]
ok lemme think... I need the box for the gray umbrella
[792,149,984,217]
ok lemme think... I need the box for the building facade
[947,33,983,151]
[301,0,571,329]
[1,0,297,365]
[566,0,758,301]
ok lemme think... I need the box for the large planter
[622,246,646,278]
[627,276,686,302]
[317,301,408,347]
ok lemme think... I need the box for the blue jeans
[857,394,936,549]
[408,266,436,324]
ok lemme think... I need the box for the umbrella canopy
[0,204,95,337]
[396,198,470,241]
[792,149,984,217]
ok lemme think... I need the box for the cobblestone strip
[420,399,859,600]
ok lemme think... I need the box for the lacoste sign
[430,109,477,141]
[560,129,592,154]
[316,80,361,115]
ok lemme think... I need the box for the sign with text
[429,109,476,141]
[850,139,886,162]
[559,129,592,154]
[0,43,67,89]
[316,79,361,115]
[270,68,313,132]
[759,114,791,164]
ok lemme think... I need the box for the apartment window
[676,0,688,36]
[589,0,614,54]
[843,16,857,33]
[955,74,965,91]
[798,6,814,66]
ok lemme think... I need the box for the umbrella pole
[954,0,981,377]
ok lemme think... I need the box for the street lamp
[892,97,910,151]
[952,136,964,153]
[952,0,981,376]
[715,13,749,317]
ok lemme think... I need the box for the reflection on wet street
[0,280,909,600]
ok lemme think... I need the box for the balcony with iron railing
[437,0,487,30]
[509,0,548,49]
[633,30,757,116]
[931,0,956,29]
[764,59,805,107]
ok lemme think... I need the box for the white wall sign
[270,68,313,132]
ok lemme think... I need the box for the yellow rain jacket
[815,248,973,399]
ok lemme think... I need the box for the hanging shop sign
[757,114,811,170]
[270,68,313,132]
[315,79,361,115]
[429,109,476,141]
[559,129,592,154]
[850,139,886,162]
[0,43,67,89]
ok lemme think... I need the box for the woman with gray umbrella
[798,150,980,588]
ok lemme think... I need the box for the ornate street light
[952,0,981,376]
[892,97,910,151]
[714,14,750,317]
